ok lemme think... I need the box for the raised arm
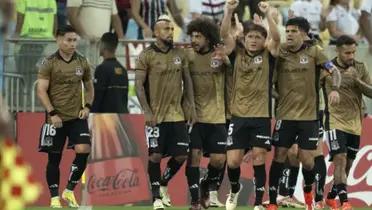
[220,1,239,55]
[259,2,280,56]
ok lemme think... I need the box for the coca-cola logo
[325,145,372,206]
[87,169,140,193]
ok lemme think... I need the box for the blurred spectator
[0,0,14,90]
[15,0,57,38]
[360,0,372,53]
[92,32,129,113]
[186,0,203,24]
[289,0,327,41]
[130,0,183,39]
[326,0,361,44]
[67,0,124,40]
[116,0,131,34]
[0,96,11,137]
[14,0,57,99]
[179,0,203,41]
[201,0,226,24]
[0,0,14,35]
[56,0,67,27]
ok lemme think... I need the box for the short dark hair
[286,17,310,33]
[243,22,268,38]
[56,25,76,37]
[336,35,357,47]
[100,32,119,52]
[187,17,220,47]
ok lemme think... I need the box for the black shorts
[326,129,360,161]
[272,120,319,150]
[39,119,91,153]
[146,121,189,157]
[226,117,272,151]
[190,123,227,156]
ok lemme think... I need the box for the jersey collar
[245,49,265,58]
[55,51,77,63]
[333,57,353,70]
[151,43,173,54]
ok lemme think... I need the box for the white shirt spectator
[67,0,118,38]
[202,0,225,24]
[289,0,323,35]
[361,0,372,14]
[326,4,360,39]
[185,0,202,25]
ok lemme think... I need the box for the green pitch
[26,207,372,210]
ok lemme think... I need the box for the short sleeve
[326,8,338,22]
[16,0,25,14]
[315,45,329,66]
[112,0,118,15]
[361,0,372,14]
[135,52,148,72]
[82,59,92,82]
[66,0,83,8]
[37,58,53,80]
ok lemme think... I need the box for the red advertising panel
[16,113,372,207]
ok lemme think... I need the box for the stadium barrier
[1,72,27,112]
[16,113,372,207]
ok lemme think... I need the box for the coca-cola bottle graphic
[84,113,150,206]
[89,114,139,161]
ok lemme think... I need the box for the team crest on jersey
[254,55,263,64]
[300,56,309,64]
[173,56,182,65]
[210,58,221,68]
[75,66,83,76]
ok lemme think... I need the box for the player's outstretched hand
[51,115,63,128]
[78,107,90,120]
[328,90,340,105]
[258,1,270,15]
[225,0,239,12]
